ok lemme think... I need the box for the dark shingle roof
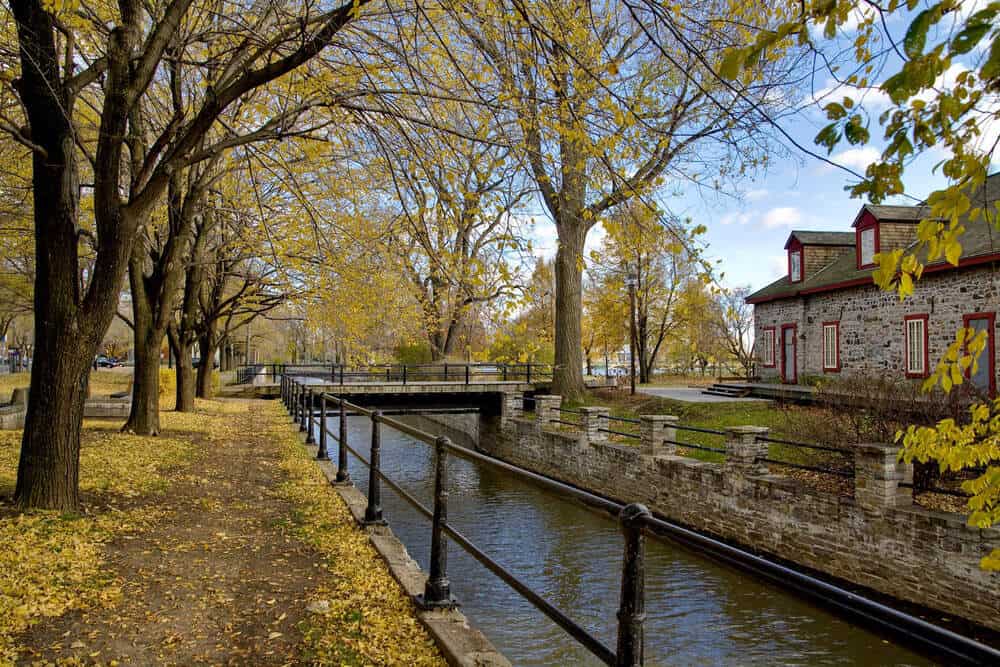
[860,204,930,222]
[786,231,856,247]
[747,177,1000,304]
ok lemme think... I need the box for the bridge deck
[248,379,544,399]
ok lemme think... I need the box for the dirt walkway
[17,400,439,665]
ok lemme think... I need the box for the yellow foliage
[265,402,445,665]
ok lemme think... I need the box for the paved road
[637,386,770,403]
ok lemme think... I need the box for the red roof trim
[746,251,1000,305]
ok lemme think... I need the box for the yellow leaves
[265,402,444,665]
[898,396,1000,570]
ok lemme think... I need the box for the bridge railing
[238,362,553,385]
[279,377,1000,666]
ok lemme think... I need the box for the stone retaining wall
[420,403,1000,632]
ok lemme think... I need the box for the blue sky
[529,3,995,293]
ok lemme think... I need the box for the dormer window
[789,249,802,282]
[855,212,880,269]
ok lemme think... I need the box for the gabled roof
[852,204,930,225]
[748,176,1000,305]
[783,231,855,249]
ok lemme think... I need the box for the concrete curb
[292,421,511,667]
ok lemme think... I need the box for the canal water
[321,414,934,666]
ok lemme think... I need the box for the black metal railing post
[527,364,532,383]
[616,503,651,667]
[317,393,329,460]
[281,375,286,407]
[503,365,508,382]
[403,364,407,385]
[306,388,317,444]
[336,398,350,483]
[444,363,448,381]
[340,365,344,385]
[363,410,387,525]
[292,381,299,421]
[418,436,457,609]
[386,366,391,382]
[465,364,470,385]
[299,385,307,432]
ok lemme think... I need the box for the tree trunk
[168,328,195,412]
[15,325,91,511]
[196,333,214,399]
[552,223,587,400]
[125,259,164,434]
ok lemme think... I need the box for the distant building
[746,176,1000,395]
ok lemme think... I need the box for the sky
[528,3,995,294]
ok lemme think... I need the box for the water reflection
[328,415,934,666]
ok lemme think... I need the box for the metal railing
[244,362,553,386]
[280,377,1000,666]
[754,434,855,478]
[282,376,643,666]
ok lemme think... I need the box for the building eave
[745,251,1000,305]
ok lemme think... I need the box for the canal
[319,412,934,666]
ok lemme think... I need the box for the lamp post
[624,265,638,396]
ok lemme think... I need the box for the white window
[823,323,839,371]
[760,329,775,366]
[905,316,927,376]
[860,227,876,266]
[789,251,802,282]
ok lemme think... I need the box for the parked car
[191,357,220,369]
[95,355,120,368]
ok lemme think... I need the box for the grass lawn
[0,370,132,403]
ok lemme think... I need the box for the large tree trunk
[552,223,587,400]
[196,333,214,399]
[168,327,195,412]
[124,266,163,434]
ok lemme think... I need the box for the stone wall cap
[534,394,561,400]
[578,406,610,414]
[725,425,770,434]
[640,414,678,422]
[853,443,900,454]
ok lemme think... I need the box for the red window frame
[962,312,996,397]
[787,237,804,283]
[903,314,929,379]
[760,326,776,368]
[822,321,840,372]
[856,212,880,269]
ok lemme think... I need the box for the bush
[393,342,433,365]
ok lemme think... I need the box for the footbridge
[235,363,556,419]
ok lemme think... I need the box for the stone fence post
[854,443,913,511]
[579,406,610,444]
[534,395,561,429]
[724,426,769,478]
[640,415,679,457]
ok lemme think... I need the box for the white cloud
[745,189,770,202]
[830,146,881,171]
[767,254,789,280]
[761,207,802,228]
[720,212,751,226]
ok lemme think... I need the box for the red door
[781,324,797,384]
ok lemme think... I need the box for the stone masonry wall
[464,415,1000,632]
[755,262,1000,383]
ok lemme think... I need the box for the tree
[715,286,755,379]
[589,204,705,382]
[380,119,531,360]
[450,0,792,398]
[720,0,1000,568]
[4,0,372,509]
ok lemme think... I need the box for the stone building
[746,177,1000,394]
